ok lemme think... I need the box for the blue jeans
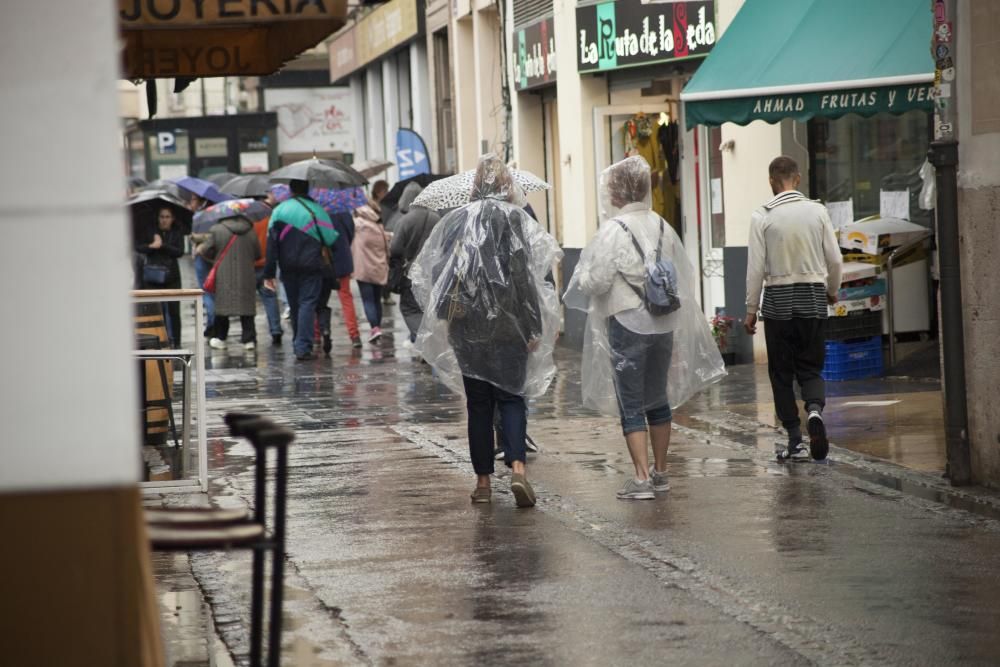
[608,317,674,435]
[193,255,215,333]
[255,267,282,336]
[462,376,527,475]
[282,272,323,356]
[356,281,383,328]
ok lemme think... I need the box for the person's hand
[744,312,758,335]
[827,292,838,305]
[149,234,163,249]
[263,278,276,293]
[527,337,541,352]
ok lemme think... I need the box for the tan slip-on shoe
[470,486,492,504]
[510,474,536,508]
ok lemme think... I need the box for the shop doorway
[592,103,683,242]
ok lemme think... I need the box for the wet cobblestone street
[155,300,1000,666]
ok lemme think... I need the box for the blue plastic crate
[822,336,883,381]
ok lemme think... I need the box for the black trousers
[462,376,527,475]
[763,317,827,432]
[214,315,257,343]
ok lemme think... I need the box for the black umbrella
[380,173,449,209]
[270,158,364,189]
[127,189,193,239]
[144,179,185,200]
[220,174,271,199]
[318,158,368,186]
[207,172,239,187]
[127,176,148,195]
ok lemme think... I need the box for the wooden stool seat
[145,507,249,525]
[148,523,264,550]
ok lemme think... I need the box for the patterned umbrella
[270,184,367,214]
[192,198,271,234]
[410,168,550,211]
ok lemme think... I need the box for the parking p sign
[157,131,176,154]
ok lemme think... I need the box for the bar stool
[135,332,179,447]
[146,413,293,667]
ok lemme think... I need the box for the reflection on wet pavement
[156,301,1000,666]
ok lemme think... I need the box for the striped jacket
[746,190,843,318]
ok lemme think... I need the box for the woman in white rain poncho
[410,155,562,508]
[564,156,726,500]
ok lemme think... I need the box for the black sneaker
[777,441,810,462]
[271,333,282,345]
[295,351,314,361]
[351,337,363,349]
[807,411,829,460]
[322,333,332,356]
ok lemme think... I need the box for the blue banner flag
[395,128,431,180]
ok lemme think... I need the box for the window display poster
[827,199,854,229]
[710,178,723,214]
[263,87,355,155]
[880,190,910,220]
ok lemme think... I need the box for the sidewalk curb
[679,412,1000,525]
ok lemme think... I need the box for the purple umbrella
[270,184,366,214]
[171,176,233,205]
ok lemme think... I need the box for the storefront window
[810,110,931,228]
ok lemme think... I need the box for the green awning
[681,0,935,129]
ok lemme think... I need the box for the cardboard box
[829,295,885,317]
[839,217,930,255]
[841,261,882,283]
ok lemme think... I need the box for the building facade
[328,0,433,185]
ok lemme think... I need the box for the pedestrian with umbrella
[193,199,263,350]
[135,206,186,345]
[263,178,340,360]
[352,190,392,343]
[179,177,233,338]
[409,155,563,507]
[387,182,440,343]
[271,183,364,351]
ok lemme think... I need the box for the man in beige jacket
[744,156,842,462]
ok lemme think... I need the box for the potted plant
[711,314,737,365]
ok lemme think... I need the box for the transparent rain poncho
[410,155,563,398]
[564,156,726,417]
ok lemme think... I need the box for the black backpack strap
[613,218,646,302]
[656,218,665,261]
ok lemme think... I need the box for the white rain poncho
[564,156,726,417]
[410,155,563,398]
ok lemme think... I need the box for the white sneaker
[208,337,226,350]
[244,341,256,351]
[281,307,291,320]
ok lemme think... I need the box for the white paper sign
[710,178,723,214]
[264,87,355,155]
[240,151,269,174]
[157,164,188,180]
[880,190,910,220]
[826,199,854,229]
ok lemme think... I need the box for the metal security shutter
[513,0,552,30]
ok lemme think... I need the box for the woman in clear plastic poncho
[410,155,562,508]
[564,156,726,500]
